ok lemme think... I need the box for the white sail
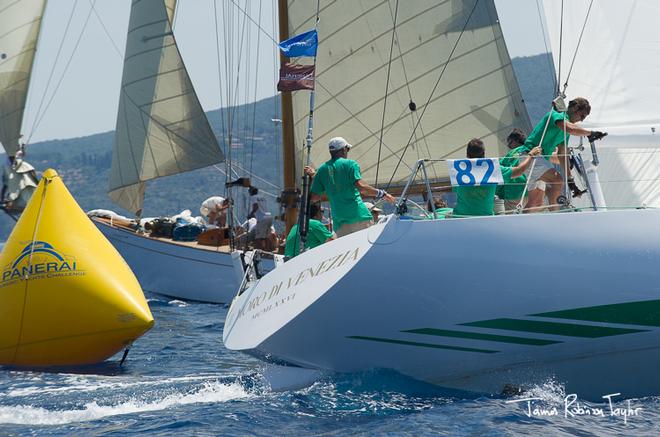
[543,0,660,208]
[0,0,47,157]
[285,0,531,187]
[109,0,224,214]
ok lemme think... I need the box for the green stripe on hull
[460,318,647,338]
[403,328,561,346]
[531,299,660,327]
[347,336,498,354]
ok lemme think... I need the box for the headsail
[543,0,660,208]
[109,0,224,215]
[0,0,47,157]
[285,0,531,188]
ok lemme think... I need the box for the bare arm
[556,119,591,137]
[355,179,395,203]
[510,146,541,178]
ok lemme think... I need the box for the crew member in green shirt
[515,97,605,212]
[453,139,541,217]
[496,128,528,213]
[284,204,335,258]
[309,137,395,237]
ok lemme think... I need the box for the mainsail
[284,0,531,188]
[109,0,224,214]
[543,0,660,207]
[0,0,47,157]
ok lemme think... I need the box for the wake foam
[0,381,249,425]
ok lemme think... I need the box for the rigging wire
[374,0,400,187]
[385,0,480,191]
[387,0,435,176]
[562,0,595,90]
[229,0,250,143]
[87,0,122,59]
[28,0,96,145]
[272,0,282,189]
[557,0,564,95]
[26,0,81,143]
[229,0,278,44]
[534,0,558,94]
[249,0,264,176]
[213,1,228,159]
[243,0,252,168]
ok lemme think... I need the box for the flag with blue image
[279,29,318,57]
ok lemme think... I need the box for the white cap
[328,137,352,152]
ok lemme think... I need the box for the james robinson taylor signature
[507,393,643,424]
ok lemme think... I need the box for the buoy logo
[1,241,83,286]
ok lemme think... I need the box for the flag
[279,29,318,57]
[277,63,315,92]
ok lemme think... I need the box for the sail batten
[0,0,47,157]
[109,0,223,214]
[286,0,530,187]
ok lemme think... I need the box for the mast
[277,0,299,234]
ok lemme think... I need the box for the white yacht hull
[224,210,660,399]
[94,219,237,303]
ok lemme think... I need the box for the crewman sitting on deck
[496,128,529,213]
[284,204,336,258]
[452,139,540,217]
[308,137,395,238]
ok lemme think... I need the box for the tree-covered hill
[0,53,555,239]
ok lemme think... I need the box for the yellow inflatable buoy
[0,169,154,366]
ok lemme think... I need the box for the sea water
[1,296,658,436]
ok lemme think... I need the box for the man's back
[453,167,513,217]
[310,158,371,230]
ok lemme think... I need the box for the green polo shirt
[284,219,334,257]
[453,166,513,217]
[521,109,570,159]
[496,146,527,201]
[310,157,372,231]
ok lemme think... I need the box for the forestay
[109,0,224,215]
[543,0,660,208]
[0,0,47,157]
[285,0,530,188]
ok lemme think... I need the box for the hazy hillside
[0,53,555,239]
[514,52,556,122]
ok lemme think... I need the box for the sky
[21,0,551,144]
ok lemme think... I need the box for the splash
[7,374,225,397]
[0,381,250,425]
[522,378,567,405]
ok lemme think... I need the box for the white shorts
[528,156,563,188]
